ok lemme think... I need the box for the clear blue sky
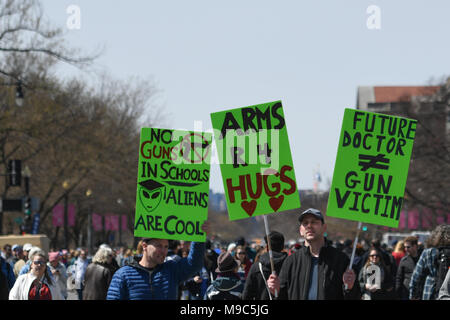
[40,0,450,193]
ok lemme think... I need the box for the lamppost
[0,82,25,235]
[62,180,69,249]
[86,189,93,254]
[22,166,32,234]
[117,198,123,246]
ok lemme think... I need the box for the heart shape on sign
[269,195,284,212]
[241,200,257,217]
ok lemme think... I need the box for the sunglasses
[33,261,46,266]
[237,252,246,255]
[369,254,380,258]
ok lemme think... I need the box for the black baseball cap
[298,208,325,224]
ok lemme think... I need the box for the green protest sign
[133,128,212,241]
[210,100,300,221]
[326,108,417,228]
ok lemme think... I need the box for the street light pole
[86,189,93,254]
[62,180,69,249]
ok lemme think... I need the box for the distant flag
[313,165,322,193]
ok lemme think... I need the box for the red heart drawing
[241,200,257,217]
[269,195,284,212]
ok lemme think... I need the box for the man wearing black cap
[243,231,288,300]
[267,208,361,300]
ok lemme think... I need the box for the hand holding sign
[343,268,356,290]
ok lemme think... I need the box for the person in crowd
[99,244,119,273]
[14,243,32,274]
[2,244,13,267]
[47,251,68,299]
[359,247,394,300]
[165,240,181,262]
[106,221,210,300]
[227,243,237,257]
[12,246,26,277]
[235,245,252,281]
[341,239,353,259]
[122,249,134,266]
[83,246,116,300]
[19,246,49,276]
[9,249,63,300]
[267,208,360,300]
[204,239,219,281]
[357,238,397,285]
[395,236,421,300]
[115,246,126,268]
[0,254,16,300]
[73,249,89,300]
[236,236,256,262]
[392,240,405,266]
[204,251,244,300]
[69,249,78,266]
[409,224,450,300]
[243,231,287,300]
[60,249,69,267]
[437,267,450,300]
[181,265,210,300]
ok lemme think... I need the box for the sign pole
[263,214,278,298]
[345,221,362,290]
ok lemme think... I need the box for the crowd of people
[1,209,449,300]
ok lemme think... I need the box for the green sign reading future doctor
[133,128,212,241]
[210,100,300,221]
[326,108,417,228]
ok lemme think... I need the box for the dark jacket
[83,262,115,300]
[359,262,394,300]
[395,254,420,300]
[204,273,244,300]
[107,242,205,300]
[242,251,287,300]
[277,240,361,300]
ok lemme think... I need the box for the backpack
[435,247,450,293]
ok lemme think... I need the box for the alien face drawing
[138,179,165,213]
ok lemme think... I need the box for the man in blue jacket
[107,221,210,300]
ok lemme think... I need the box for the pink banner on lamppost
[110,215,119,231]
[121,215,127,231]
[92,213,103,231]
[52,204,64,227]
[68,204,76,227]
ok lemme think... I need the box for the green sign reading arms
[210,100,300,221]
[133,128,212,241]
[326,108,417,228]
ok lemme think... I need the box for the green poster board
[210,100,300,221]
[133,128,212,241]
[326,108,417,228]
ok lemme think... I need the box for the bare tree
[0,0,100,84]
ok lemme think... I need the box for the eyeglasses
[33,261,45,266]
[404,246,411,249]
[369,254,380,258]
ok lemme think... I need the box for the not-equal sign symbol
[358,153,390,171]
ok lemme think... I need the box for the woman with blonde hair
[9,250,64,300]
[82,246,115,300]
[392,240,405,266]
